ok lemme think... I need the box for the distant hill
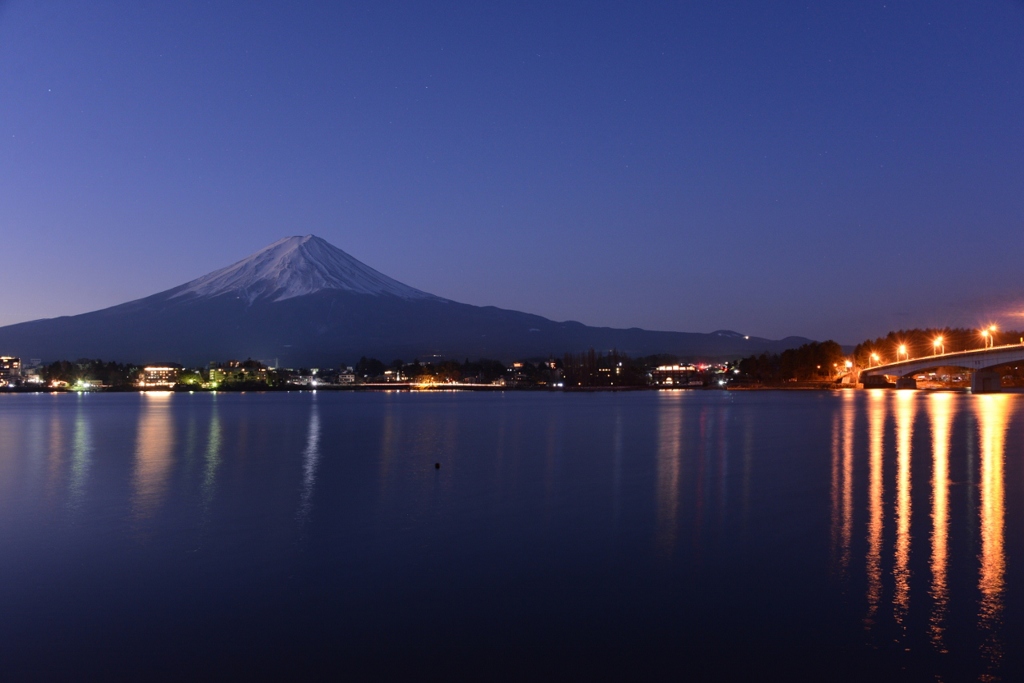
[0,235,814,366]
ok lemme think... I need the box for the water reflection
[693,405,708,550]
[202,399,222,510]
[841,393,854,578]
[183,415,199,470]
[612,408,623,530]
[928,393,953,652]
[741,412,753,532]
[132,392,176,521]
[716,404,730,531]
[379,399,398,486]
[47,411,65,497]
[0,405,45,499]
[298,398,320,522]
[3,390,1024,681]
[544,413,560,505]
[830,392,856,577]
[847,391,1012,675]
[68,401,93,511]
[656,393,683,555]
[976,394,1009,678]
[830,412,841,566]
[865,390,885,627]
[892,392,915,631]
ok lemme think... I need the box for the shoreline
[3,384,1011,395]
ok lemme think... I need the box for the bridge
[858,343,1024,393]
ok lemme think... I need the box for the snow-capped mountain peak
[172,235,441,303]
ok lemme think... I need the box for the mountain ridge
[0,235,816,365]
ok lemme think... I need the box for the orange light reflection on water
[132,392,175,522]
[976,394,1009,678]
[865,390,885,628]
[927,392,953,652]
[830,411,841,566]
[841,392,854,576]
[830,392,856,578]
[893,391,915,630]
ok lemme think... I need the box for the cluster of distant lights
[8,324,1011,390]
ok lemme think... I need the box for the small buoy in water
[434,462,441,469]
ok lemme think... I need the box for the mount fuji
[170,235,443,304]
[0,235,811,365]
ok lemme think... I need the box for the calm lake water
[1,389,1023,680]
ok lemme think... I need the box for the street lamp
[933,336,944,355]
[897,344,908,361]
[989,325,998,347]
[870,352,880,367]
[982,329,991,349]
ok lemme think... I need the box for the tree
[355,357,385,378]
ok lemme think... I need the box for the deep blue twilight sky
[2,1,1022,343]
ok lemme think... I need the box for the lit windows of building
[140,365,180,388]
[0,356,22,379]
[338,365,355,384]
[651,364,697,386]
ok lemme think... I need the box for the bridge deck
[861,343,1024,378]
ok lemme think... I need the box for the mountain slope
[0,236,813,365]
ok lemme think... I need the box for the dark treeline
[354,356,556,385]
[737,341,845,384]
[561,349,651,387]
[41,359,142,388]
[852,327,1024,366]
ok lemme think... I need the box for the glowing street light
[982,329,991,349]
[933,336,944,355]
[844,360,853,370]
[897,344,908,361]
[870,352,880,367]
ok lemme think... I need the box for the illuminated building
[0,356,22,384]
[382,368,406,382]
[651,364,697,386]
[140,365,180,388]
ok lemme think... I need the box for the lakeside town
[6,329,1024,393]
[0,352,734,392]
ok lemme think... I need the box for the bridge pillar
[895,377,917,390]
[971,370,1002,394]
[862,375,895,389]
